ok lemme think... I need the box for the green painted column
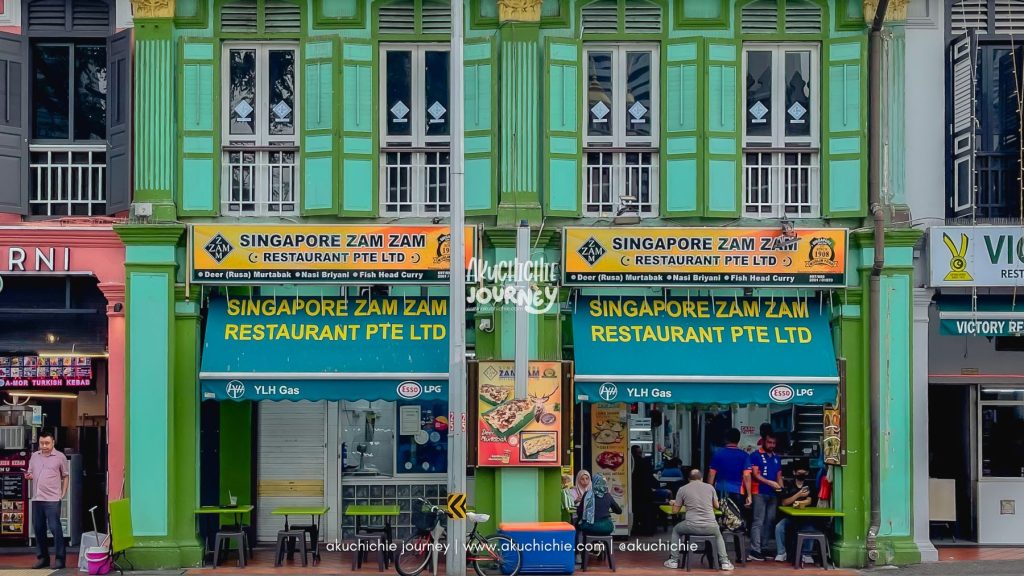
[132,17,178,221]
[839,230,921,567]
[474,229,562,534]
[875,230,922,564]
[497,23,544,225]
[832,288,868,567]
[116,224,202,568]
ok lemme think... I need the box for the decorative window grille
[221,44,299,216]
[742,44,821,218]
[582,45,659,217]
[381,45,452,216]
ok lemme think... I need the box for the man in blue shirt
[707,428,749,512]
[747,433,782,561]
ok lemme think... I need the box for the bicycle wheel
[472,534,522,576]
[395,532,432,576]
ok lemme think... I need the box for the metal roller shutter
[256,400,327,542]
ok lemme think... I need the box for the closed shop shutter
[256,400,327,542]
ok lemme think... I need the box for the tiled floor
[936,546,1024,562]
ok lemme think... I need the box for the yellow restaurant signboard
[191,224,476,284]
[563,227,847,287]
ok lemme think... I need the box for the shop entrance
[928,384,976,543]
[0,275,109,548]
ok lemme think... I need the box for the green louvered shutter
[704,40,741,218]
[661,38,702,217]
[544,38,581,217]
[341,39,375,216]
[179,37,219,216]
[465,36,497,215]
[823,39,867,217]
[300,36,339,215]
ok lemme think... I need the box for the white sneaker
[774,552,787,562]
[664,559,679,569]
[721,561,735,571]
[802,554,815,565]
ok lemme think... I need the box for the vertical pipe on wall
[868,0,892,567]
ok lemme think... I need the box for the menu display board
[476,362,563,467]
[0,454,27,538]
[0,356,94,391]
[590,404,629,535]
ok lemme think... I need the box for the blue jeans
[32,501,65,561]
[750,493,777,554]
[774,518,813,556]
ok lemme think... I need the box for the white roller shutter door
[256,400,327,542]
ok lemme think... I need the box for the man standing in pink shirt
[25,430,69,569]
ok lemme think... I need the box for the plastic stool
[274,529,308,567]
[290,523,320,562]
[212,530,247,568]
[683,534,720,571]
[722,529,746,565]
[352,532,387,572]
[794,531,832,570]
[581,534,615,572]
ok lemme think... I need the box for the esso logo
[397,381,423,400]
[769,384,795,403]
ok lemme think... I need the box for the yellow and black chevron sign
[446,492,467,519]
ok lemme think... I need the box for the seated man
[774,459,818,563]
[664,469,734,572]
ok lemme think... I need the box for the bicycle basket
[412,507,441,532]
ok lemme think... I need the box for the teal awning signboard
[572,296,839,405]
[937,296,1024,336]
[200,296,448,401]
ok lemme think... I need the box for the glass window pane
[424,51,450,138]
[625,51,652,138]
[229,49,257,136]
[340,400,396,476]
[981,388,1024,401]
[586,51,613,137]
[386,50,412,137]
[991,48,1018,153]
[784,50,811,138]
[267,49,295,136]
[395,400,449,474]
[981,404,1024,477]
[32,45,70,140]
[745,50,772,138]
[74,46,107,141]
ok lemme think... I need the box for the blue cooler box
[499,521,576,574]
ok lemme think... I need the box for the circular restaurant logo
[598,382,619,402]
[769,384,795,403]
[226,380,246,399]
[397,380,423,400]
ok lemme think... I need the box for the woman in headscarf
[576,473,622,536]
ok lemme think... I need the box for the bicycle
[395,498,522,576]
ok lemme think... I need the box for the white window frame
[379,43,452,217]
[220,42,300,217]
[582,43,660,218]
[978,388,1024,479]
[742,42,821,218]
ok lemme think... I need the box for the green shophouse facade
[117,0,923,568]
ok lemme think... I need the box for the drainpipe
[867,0,891,568]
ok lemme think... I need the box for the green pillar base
[123,536,204,569]
[831,541,866,568]
[877,535,922,566]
